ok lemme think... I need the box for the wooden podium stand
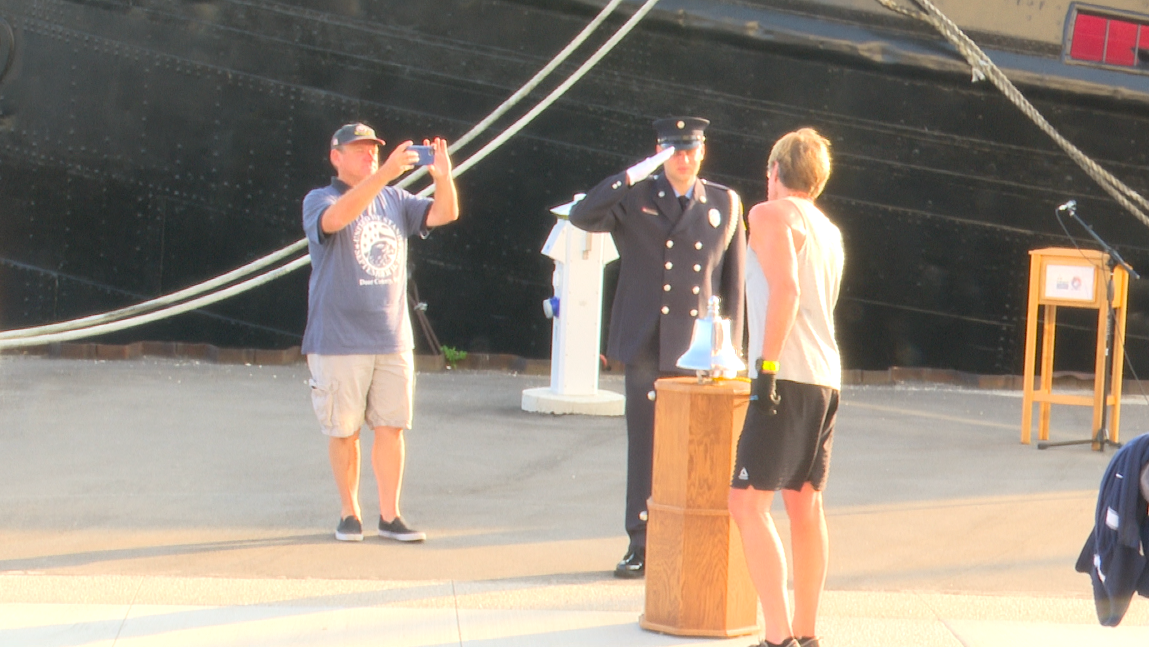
[1021,247,1129,448]
[640,377,759,637]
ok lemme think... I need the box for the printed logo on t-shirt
[353,215,402,285]
[738,468,749,480]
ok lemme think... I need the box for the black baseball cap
[653,117,709,150]
[330,123,386,149]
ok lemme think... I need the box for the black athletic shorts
[731,379,839,491]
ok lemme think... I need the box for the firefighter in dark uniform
[569,117,746,578]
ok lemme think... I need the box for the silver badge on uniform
[708,208,722,228]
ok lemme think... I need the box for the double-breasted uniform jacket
[569,171,746,371]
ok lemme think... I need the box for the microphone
[1057,199,1077,213]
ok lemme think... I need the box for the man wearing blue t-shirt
[302,123,459,543]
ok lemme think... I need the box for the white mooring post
[521,196,625,415]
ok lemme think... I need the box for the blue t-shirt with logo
[301,178,432,355]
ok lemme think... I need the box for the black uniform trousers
[623,324,675,550]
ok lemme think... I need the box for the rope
[0,256,310,349]
[1,0,661,347]
[395,0,630,190]
[0,240,307,340]
[444,0,663,182]
[3,0,630,341]
[875,0,1149,228]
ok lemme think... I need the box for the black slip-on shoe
[378,516,427,542]
[335,516,363,542]
[614,547,645,579]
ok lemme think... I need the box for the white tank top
[746,197,844,389]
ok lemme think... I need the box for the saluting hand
[625,146,675,185]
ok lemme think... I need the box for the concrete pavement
[1,355,1147,645]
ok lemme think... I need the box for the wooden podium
[1020,247,1128,448]
[640,377,760,637]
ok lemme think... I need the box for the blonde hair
[767,128,831,198]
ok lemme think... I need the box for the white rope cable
[0,240,307,340]
[3,0,661,346]
[1,0,629,342]
[3,2,628,341]
[876,0,1149,228]
[396,0,629,190]
[0,256,311,349]
[443,0,664,183]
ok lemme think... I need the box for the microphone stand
[1039,203,1139,451]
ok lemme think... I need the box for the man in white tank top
[728,129,843,647]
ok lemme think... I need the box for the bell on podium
[676,296,745,381]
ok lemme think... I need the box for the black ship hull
[3,0,1149,375]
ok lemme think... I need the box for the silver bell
[676,296,746,381]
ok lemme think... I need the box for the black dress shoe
[614,547,645,578]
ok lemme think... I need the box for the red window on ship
[1069,10,1149,68]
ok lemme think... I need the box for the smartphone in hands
[409,145,434,166]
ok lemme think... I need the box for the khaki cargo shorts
[306,352,415,437]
